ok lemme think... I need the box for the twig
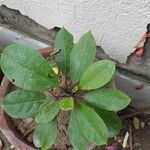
[120,106,150,119]
[23,125,36,138]
[129,125,133,150]
[123,132,129,148]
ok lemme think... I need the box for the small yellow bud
[72,85,79,93]
[52,67,59,74]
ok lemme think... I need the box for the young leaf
[72,85,79,93]
[59,97,74,111]
[54,27,74,75]
[70,31,96,83]
[94,108,121,137]
[35,101,60,123]
[75,104,108,145]
[79,60,115,90]
[1,44,58,92]
[83,88,131,111]
[33,119,57,149]
[2,90,49,118]
[68,110,87,150]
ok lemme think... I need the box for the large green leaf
[75,104,108,145]
[33,119,57,150]
[83,88,131,111]
[94,108,121,137]
[54,27,74,75]
[2,90,49,118]
[35,101,60,123]
[58,97,74,111]
[1,44,58,92]
[70,31,96,83]
[79,60,115,90]
[68,110,87,150]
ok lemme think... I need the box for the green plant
[0,27,131,150]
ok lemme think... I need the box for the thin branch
[23,125,36,138]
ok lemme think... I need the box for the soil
[94,108,150,150]
[0,107,146,150]
[0,131,16,150]
[12,117,35,143]
[11,111,72,150]
[53,111,72,150]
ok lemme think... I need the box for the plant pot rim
[0,47,53,150]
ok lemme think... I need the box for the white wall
[0,0,149,63]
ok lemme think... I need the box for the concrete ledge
[0,5,57,45]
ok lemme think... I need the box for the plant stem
[23,125,36,137]
[65,76,69,92]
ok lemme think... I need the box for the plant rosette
[0,27,131,150]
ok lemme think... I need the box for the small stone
[141,122,145,128]
[27,134,33,142]
[20,127,25,134]
[117,136,123,142]
[22,118,34,124]
[10,145,15,149]
[17,120,24,129]
[148,122,150,125]
[114,136,117,140]
[118,139,122,143]
[0,139,3,149]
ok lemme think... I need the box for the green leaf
[59,97,74,111]
[70,31,96,83]
[33,119,57,150]
[94,108,121,137]
[35,101,60,123]
[133,117,140,130]
[68,110,87,150]
[79,60,115,90]
[83,88,131,111]
[2,90,49,118]
[75,104,108,145]
[54,27,74,75]
[1,44,58,92]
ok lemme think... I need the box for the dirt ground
[0,131,12,150]
[95,108,150,150]
[0,113,150,150]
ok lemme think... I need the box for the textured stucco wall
[0,0,150,62]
